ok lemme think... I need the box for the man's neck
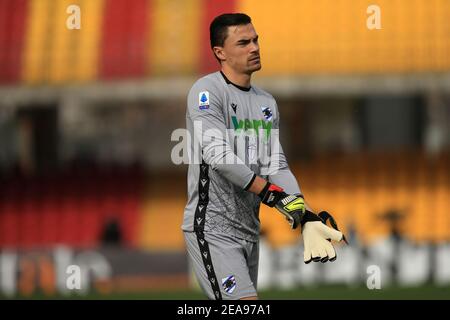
[221,66,251,89]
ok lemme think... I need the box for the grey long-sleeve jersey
[182,71,301,242]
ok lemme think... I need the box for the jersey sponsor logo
[231,116,272,137]
[199,91,210,110]
[261,107,273,121]
[222,275,237,294]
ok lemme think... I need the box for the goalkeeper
[182,13,346,300]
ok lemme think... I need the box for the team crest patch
[261,107,273,121]
[222,275,237,294]
[199,91,210,110]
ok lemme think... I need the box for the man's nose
[250,41,259,53]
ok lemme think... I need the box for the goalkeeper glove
[301,210,347,263]
[259,182,347,263]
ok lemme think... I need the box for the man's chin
[248,63,262,73]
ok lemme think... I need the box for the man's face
[216,23,261,74]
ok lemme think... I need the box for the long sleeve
[267,102,302,195]
[268,147,302,195]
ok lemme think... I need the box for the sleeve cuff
[244,173,257,191]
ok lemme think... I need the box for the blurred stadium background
[0,0,449,299]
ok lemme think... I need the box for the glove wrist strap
[258,182,284,207]
[300,210,323,228]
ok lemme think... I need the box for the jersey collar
[220,71,251,92]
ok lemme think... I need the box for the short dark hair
[210,13,252,49]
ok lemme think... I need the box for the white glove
[302,211,347,264]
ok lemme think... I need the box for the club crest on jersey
[199,91,210,110]
[261,107,273,121]
[222,275,236,294]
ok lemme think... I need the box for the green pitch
[6,285,449,300]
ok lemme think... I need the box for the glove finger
[317,223,343,242]
[318,246,329,263]
[310,248,321,263]
[323,240,337,262]
[303,232,313,264]
[320,257,329,263]
[304,247,312,264]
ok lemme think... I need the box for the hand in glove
[301,211,348,263]
[259,182,347,263]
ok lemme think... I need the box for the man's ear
[212,46,226,62]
